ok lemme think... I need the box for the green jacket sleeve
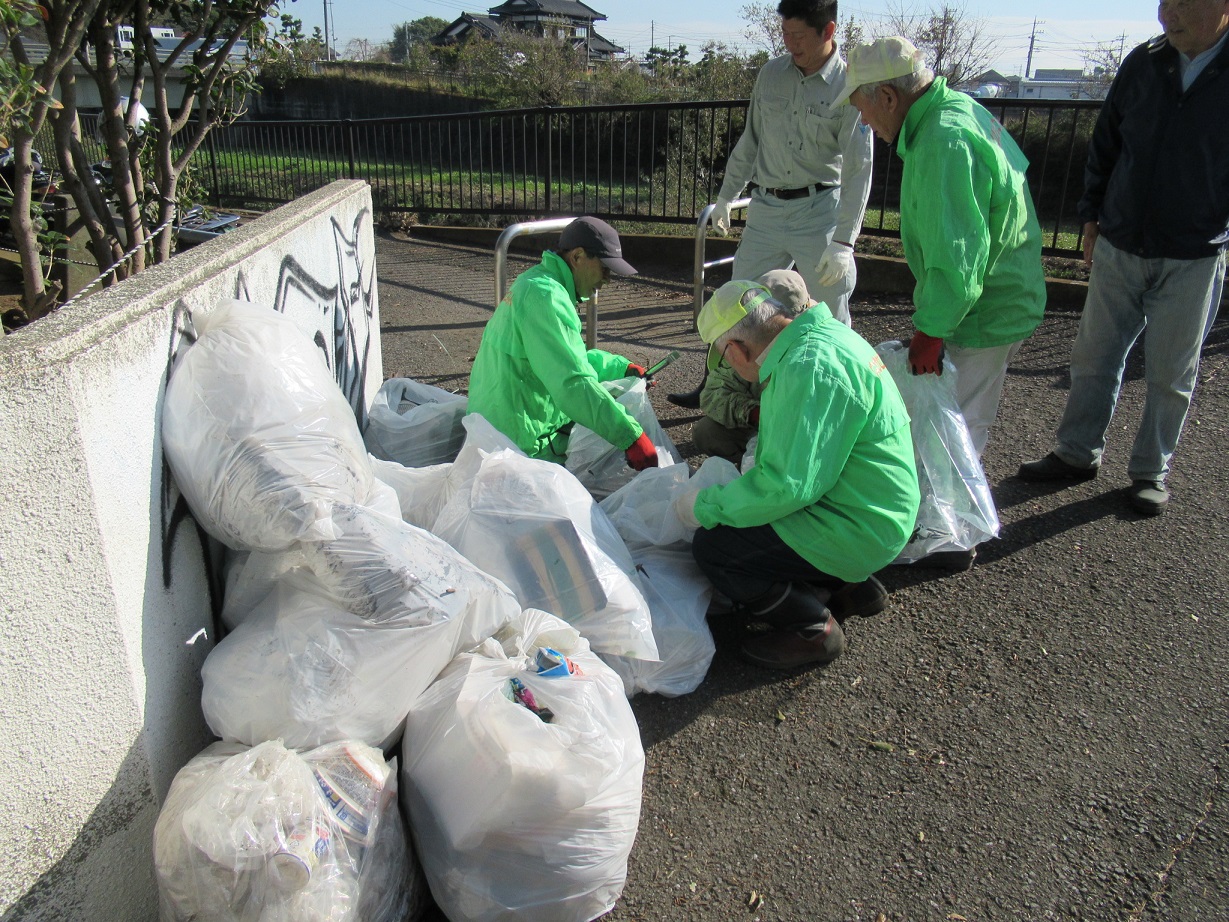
[699,361,762,429]
[909,138,991,340]
[586,348,633,382]
[694,362,864,528]
[519,279,643,450]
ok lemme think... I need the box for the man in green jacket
[674,280,920,670]
[692,269,817,465]
[837,36,1046,458]
[467,216,659,470]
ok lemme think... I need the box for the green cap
[699,280,774,370]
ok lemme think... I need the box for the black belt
[751,182,834,200]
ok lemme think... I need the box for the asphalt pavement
[375,229,1229,922]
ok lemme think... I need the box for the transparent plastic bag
[600,544,715,697]
[202,516,520,749]
[153,740,417,922]
[565,378,681,499]
[400,610,643,922]
[162,300,373,552]
[599,457,739,550]
[432,446,658,662]
[364,378,468,468]
[876,340,1000,562]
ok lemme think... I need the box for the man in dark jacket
[1018,0,1229,515]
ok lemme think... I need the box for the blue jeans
[1054,236,1225,482]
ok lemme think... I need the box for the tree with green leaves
[390,16,447,64]
[645,44,689,79]
[2,0,285,324]
[256,13,325,87]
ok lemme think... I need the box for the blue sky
[295,0,1160,76]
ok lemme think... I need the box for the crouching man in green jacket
[467,216,659,470]
[674,280,920,670]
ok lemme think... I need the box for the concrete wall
[0,181,381,920]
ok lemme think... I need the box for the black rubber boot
[667,367,708,409]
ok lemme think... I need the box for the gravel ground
[376,230,1229,922]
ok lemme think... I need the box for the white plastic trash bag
[601,544,715,697]
[369,415,524,531]
[153,739,422,922]
[364,378,468,468]
[876,341,1000,562]
[432,444,658,662]
[162,299,374,552]
[566,377,681,499]
[202,514,520,749]
[599,457,739,550]
[401,609,644,922]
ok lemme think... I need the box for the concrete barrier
[0,180,381,919]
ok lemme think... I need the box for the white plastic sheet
[565,377,681,499]
[876,340,1000,562]
[162,300,374,552]
[401,610,644,922]
[364,378,468,468]
[153,739,422,922]
[202,511,520,749]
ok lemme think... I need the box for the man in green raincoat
[837,36,1046,459]
[674,280,920,670]
[467,216,659,470]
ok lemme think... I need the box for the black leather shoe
[1017,452,1098,482]
[740,615,846,670]
[1129,480,1168,515]
[827,576,888,621]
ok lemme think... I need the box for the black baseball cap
[558,216,637,276]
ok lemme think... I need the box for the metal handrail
[692,197,751,322]
[493,216,605,350]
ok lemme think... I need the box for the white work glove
[817,241,855,287]
[671,485,703,531]
[708,198,732,236]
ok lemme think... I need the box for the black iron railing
[35,97,1103,258]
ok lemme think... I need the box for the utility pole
[322,0,330,62]
[1024,17,1042,79]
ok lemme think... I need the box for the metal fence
[42,96,1103,258]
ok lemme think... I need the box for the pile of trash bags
[156,301,722,921]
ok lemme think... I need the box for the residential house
[434,0,625,62]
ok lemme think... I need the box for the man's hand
[672,488,701,530]
[817,241,855,287]
[908,331,945,375]
[749,405,761,428]
[626,363,647,377]
[709,198,732,236]
[625,432,660,471]
[1082,220,1099,268]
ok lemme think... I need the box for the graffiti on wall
[159,207,378,626]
